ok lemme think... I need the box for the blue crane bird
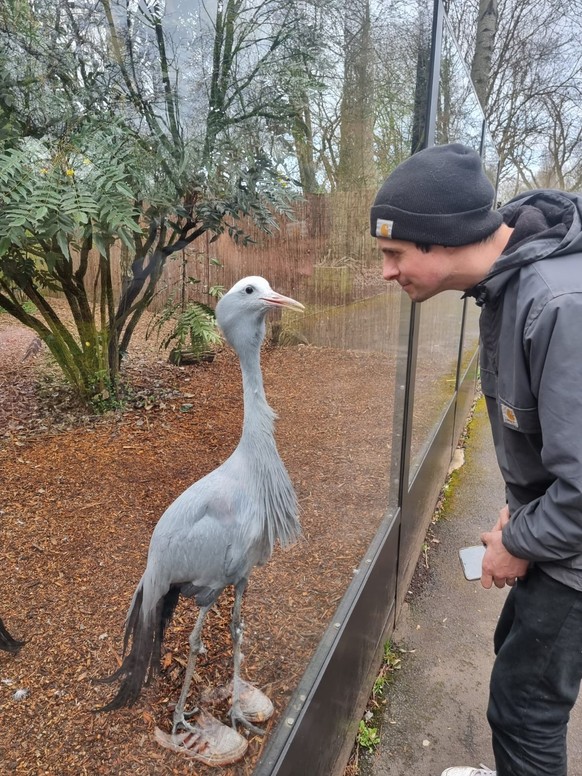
[101,277,304,743]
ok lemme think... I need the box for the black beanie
[370,143,502,246]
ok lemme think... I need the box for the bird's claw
[172,708,201,735]
[230,707,266,737]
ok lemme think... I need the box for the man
[371,143,582,776]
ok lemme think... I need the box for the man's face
[377,238,454,303]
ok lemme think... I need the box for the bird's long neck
[238,345,276,445]
[236,340,301,552]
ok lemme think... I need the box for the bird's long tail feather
[0,618,25,653]
[97,584,180,711]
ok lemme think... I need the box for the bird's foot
[230,705,267,736]
[172,707,201,735]
[229,680,274,736]
[183,706,200,721]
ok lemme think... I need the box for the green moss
[432,392,485,524]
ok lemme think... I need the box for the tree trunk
[411,32,430,154]
[330,0,375,265]
[470,0,498,111]
[291,93,319,195]
[337,0,375,192]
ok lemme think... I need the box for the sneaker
[441,767,496,776]
[154,709,248,766]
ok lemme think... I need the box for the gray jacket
[467,189,582,590]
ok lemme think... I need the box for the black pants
[487,566,582,775]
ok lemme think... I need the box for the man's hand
[480,528,529,590]
[492,504,510,532]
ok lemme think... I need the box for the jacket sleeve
[502,292,582,561]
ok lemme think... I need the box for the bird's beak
[260,291,305,312]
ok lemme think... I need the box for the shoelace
[475,766,496,776]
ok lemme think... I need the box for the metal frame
[254,1,491,771]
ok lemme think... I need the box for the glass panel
[407,8,495,484]
[409,290,464,479]
[0,0,419,769]
[436,16,485,151]
[182,149,408,776]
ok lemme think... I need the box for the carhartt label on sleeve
[501,404,519,429]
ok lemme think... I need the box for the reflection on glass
[482,126,501,195]
[436,16,485,151]
[409,290,465,482]
[406,7,496,485]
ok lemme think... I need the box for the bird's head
[216,276,304,353]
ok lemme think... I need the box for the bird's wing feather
[146,457,264,591]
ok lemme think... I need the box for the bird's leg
[229,580,266,736]
[172,604,211,735]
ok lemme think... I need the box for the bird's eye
[245,286,254,294]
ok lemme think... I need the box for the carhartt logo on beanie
[370,143,502,247]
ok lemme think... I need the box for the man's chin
[401,284,420,301]
[405,287,434,303]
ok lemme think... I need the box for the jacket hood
[465,189,582,305]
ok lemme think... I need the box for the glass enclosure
[0,0,497,774]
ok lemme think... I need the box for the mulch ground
[0,308,393,776]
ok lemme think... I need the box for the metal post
[425,0,445,148]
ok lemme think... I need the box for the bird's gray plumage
[100,277,303,729]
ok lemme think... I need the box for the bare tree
[517,89,582,191]
[449,0,582,192]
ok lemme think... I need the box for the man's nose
[383,257,398,281]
